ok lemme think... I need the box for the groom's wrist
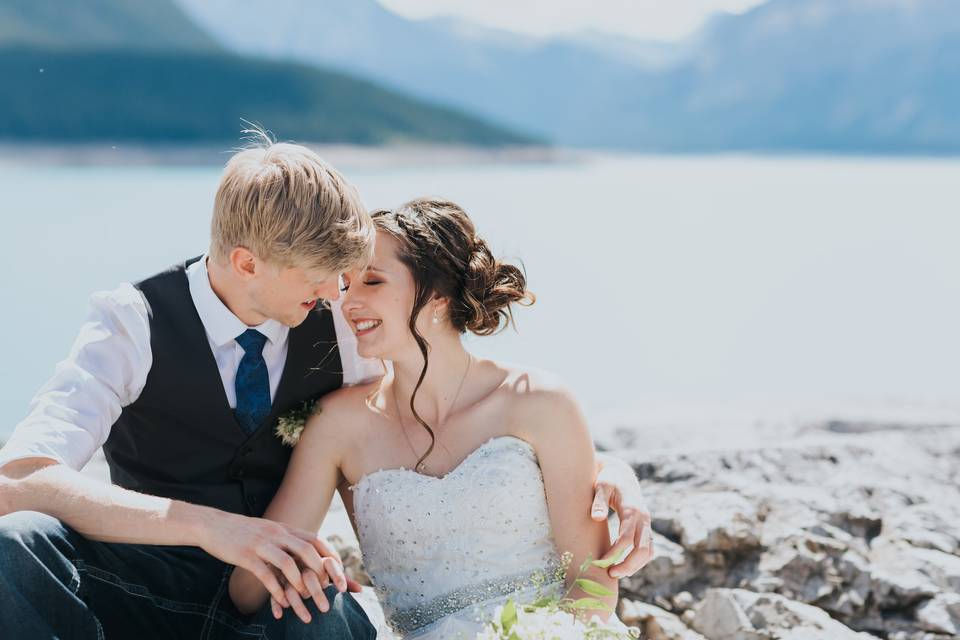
[169,499,220,548]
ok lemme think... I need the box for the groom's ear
[229,247,258,279]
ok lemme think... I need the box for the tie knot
[235,329,268,354]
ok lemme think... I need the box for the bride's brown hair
[371,198,535,469]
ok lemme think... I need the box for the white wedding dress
[349,436,572,639]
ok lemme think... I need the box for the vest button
[230,468,244,479]
[241,447,252,457]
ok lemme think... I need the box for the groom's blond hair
[210,129,374,273]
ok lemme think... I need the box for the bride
[228,198,622,638]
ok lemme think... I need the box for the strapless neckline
[349,435,533,492]
[348,434,562,637]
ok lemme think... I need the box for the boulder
[690,588,876,640]
[619,599,707,640]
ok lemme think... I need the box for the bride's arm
[523,383,619,619]
[228,395,352,617]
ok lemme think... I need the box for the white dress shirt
[0,256,383,471]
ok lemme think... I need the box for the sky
[378,0,769,41]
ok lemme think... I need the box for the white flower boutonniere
[275,399,320,447]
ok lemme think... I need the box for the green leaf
[567,597,613,611]
[579,554,594,575]
[500,599,517,633]
[575,578,615,597]
[591,547,629,569]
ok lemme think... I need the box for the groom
[0,135,653,639]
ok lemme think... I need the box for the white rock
[869,538,949,606]
[691,588,876,640]
[619,599,707,640]
[915,592,960,635]
[656,491,761,553]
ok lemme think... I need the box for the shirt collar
[187,255,289,348]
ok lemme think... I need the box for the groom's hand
[199,510,346,609]
[591,454,654,579]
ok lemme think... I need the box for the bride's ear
[430,296,450,325]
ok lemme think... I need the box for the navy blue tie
[234,329,271,434]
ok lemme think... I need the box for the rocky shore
[606,419,960,640]
[27,415,960,639]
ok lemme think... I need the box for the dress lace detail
[349,436,565,639]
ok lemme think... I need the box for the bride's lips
[352,317,382,337]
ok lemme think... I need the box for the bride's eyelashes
[339,278,384,292]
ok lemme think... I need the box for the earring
[433,313,440,324]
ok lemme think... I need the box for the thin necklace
[391,353,473,473]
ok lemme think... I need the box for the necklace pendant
[416,462,427,472]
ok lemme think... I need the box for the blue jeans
[0,511,377,639]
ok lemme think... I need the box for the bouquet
[476,553,641,640]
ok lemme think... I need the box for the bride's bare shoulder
[319,379,380,409]
[493,363,580,415]
[303,380,382,438]
[488,363,589,450]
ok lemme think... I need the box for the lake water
[3,152,960,441]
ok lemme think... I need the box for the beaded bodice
[349,436,564,638]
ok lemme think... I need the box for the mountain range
[177,0,960,153]
[3,0,960,151]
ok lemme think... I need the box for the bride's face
[340,231,433,360]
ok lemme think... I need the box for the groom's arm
[591,452,654,579]
[0,456,332,608]
[0,284,151,473]
[0,285,337,606]
[0,284,223,545]
[0,456,212,545]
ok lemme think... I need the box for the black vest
[102,257,343,517]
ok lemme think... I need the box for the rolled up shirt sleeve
[0,284,152,471]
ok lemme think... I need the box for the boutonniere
[275,399,320,447]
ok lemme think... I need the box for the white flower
[274,400,320,447]
[477,601,641,639]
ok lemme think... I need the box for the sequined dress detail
[349,436,565,639]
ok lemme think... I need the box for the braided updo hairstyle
[372,197,535,469]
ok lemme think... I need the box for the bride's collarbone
[355,427,524,482]
[347,391,528,480]
[351,435,530,490]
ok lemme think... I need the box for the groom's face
[249,261,342,327]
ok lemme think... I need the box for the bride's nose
[340,284,359,310]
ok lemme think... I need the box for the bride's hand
[270,565,365,623]
[591,455,654,579]
[270,568,334,624]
